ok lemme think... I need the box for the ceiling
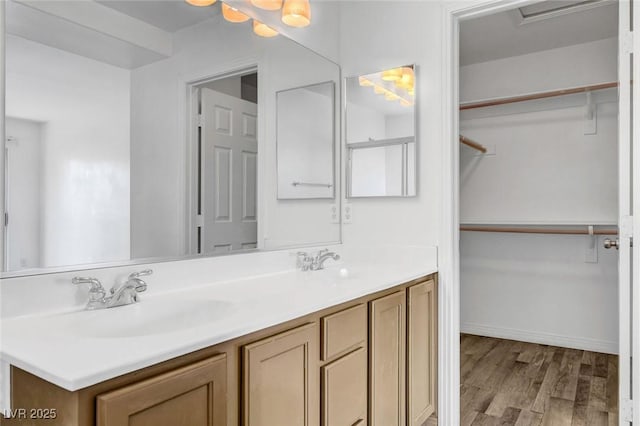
[460,0,618,66]
[96,0,220,33]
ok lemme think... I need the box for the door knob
[604,238,619,250]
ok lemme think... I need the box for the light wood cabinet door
[96,354,227,426]
[369,291,406,426]
[321,347,367,426]
[242,323,319,426]
[407,279,437,425]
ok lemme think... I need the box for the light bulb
[251,0,283,10]
[395,67,415,90]
[185,0,217,6]
[222,3,250,22]
[359,76,373,87]
[253,20,279,37]
[381,68,402,82]
[282,0,311,28]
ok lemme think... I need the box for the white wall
[459,38,619,353]
[130,14,340,258]
[338,1,443,246]
[276,86,334,199]
[5,117,42,271]
[5,35,130,269]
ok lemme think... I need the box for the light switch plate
[343,204,353,224]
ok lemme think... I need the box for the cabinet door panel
[243,323,318,426]
[321,347,367,426]
[408,279,437,425]
[97,354,226,426]
[369,291,406,426]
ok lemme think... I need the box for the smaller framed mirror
[346,65,417,198]
[276,81,335,200]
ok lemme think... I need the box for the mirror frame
[276,80,337,200]
[344,64,419,199]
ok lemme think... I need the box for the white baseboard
[461,322,618,355]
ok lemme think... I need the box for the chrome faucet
[312,249,340,270]
[296,249,340,271]
[72,269,152,310]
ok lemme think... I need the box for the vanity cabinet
[96,354,227,426]
[242,323,318,426]
[4,274,437,426]
[369,291,407,426]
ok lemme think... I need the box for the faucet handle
[296,252,313,271]
[128,269,153,279]
[72,277,106,301]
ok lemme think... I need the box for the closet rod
[459,135,487,153]
[460,226,618,235]
[460,81,618,111]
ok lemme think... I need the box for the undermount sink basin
[55,298,232,339]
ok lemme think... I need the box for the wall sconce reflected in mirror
[359,65,415,107]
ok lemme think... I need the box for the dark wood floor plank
[588,377,607,411]
[593,354,608,378]
[515,410,543,426]
[500,407,521,425]
[571,376,591,426]
[552,349,582,401]
[531,349,565,413]
[541,397,574,425]
[585,408,608,426]
[472,412,501,426]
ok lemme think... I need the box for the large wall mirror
[345,65,417,198]
[2,0,341,276]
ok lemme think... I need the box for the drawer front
[321,304,367,361]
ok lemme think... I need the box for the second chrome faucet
[297,249,340,271]
[73,269,152,310]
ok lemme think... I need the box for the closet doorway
[455,1,632,424]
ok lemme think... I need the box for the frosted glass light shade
[395,67,415,90]
[253,20,279,37]
[381,68,402,81]
[282,0,311,27]
[222,3,250,22]
[251,0,283,10]
[185,0,217,6]
[373,85,385,95]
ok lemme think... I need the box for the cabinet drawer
[321,304,367,361]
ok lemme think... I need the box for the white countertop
[0,245,437,394]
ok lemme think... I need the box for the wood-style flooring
[458,334,618,426]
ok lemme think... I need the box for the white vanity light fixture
[281,0,311,28]
[185,0,217,6]
[359,66,415,107]
[253,20,279,37]
[222,3,250,22]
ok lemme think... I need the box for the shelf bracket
[584,91,597,135]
